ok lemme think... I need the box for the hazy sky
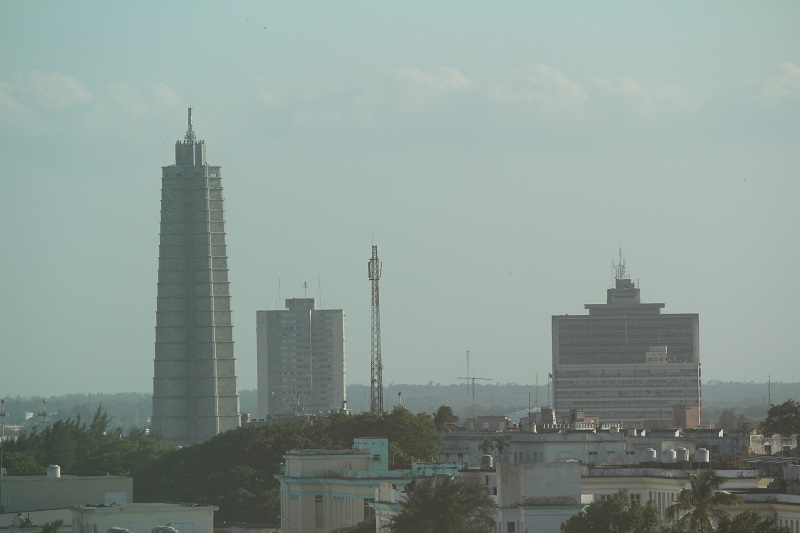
[2,2,799,398]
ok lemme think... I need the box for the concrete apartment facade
[151,111,240,446]
[275,438,460,533]
[583,465,800,529]
[441,430,633,468]
[257,298,345,417]
[495,462,585,533]
[552,259,700,428]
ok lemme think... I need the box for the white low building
[1,465,132,513]
[70,503,217,533]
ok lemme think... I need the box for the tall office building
[257,298,346,418]
[151,110,240,445]
[552,256,700,428]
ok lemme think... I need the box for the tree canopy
[717,510,791,533]
[561,490,664,533]
[331,516,375,533]
[3,406,168,476]
[761,399,800,436]
[136,408,443,523]
[433,405,459,432]
[388,476,496,533]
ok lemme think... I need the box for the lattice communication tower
[368,245,384,414]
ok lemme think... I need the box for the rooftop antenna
[466,350,471,398]
[368,245,384,415]
[303,281,308,298]
[613,247,628,280]
[457,373,493,419]
[184,107,196,143]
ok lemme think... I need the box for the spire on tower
[614,247,628,280]
[184,107,196,143]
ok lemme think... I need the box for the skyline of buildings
[151,110,241,445]
[257,298,346,418]
[552,253,701,428]
[143,115,706,440]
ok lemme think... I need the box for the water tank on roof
[642,448,657,462]
[676,447,689,462]
[47,465,61,478]
[662,449,676,464]
[480,454,494,469]
[696,448,710,463]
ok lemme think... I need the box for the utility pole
[368,245,384,415]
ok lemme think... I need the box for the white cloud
[99,82,180,119]
[592,77,694,118]
[488,65,587,115]
[0,80,24,114]
[285,67,473,130]
[149,83,181,107]
[255,77,281,107]
[380,66,474,112]
[0,71,181,138]
[82,82,182,136]
[28,70,91,109]
[759,61,800,105]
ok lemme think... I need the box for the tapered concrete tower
[151,109,240,446]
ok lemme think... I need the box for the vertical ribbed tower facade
[151,109,240,446]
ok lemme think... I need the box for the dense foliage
[135,406,443,524]
[761,399,800,436]
[388,476,496,533]
[330,516,376,533]
[432,405,459,432]
[3,407,168,476]
[717,408,755,432]
[561,490,665,533]
[717,510,791,533]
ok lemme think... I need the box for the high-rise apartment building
[151,110,240,445]
[257,298,345,417]
[552,257,700,428]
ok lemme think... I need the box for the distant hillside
[2,381,798,431]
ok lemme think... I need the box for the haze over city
[2,2,798,398]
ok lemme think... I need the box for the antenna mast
[614,247,628,280]
[184,107,196,143]
[457,373,493,419]
[368,245,384,415]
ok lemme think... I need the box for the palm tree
[478,436,494,455]
[433,405,459,432]
[493,436,510,461]
[665,470,740,533]
[389,476,496,533]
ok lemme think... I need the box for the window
[364,498,375,519]
[507,522,516,532]
[315,495,323,527]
